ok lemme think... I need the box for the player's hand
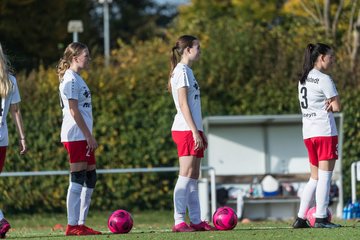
[203,134,208,149]
[86,135,98,152]
[193,131,204,150]
[19,139,27,155]
[325,99,333,112]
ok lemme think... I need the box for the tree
[106,0,176,42]
[283,0,360,81]
[0,0,96,71]
[0,0,178,71]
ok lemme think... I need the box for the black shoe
[292,217,310,228]
[314,218,341,228]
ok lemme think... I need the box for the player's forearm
[331,96,341,112]
[178,87,198,133]
[70,107,92,139]
[10,104,26,139]
[327,96,341,112]
[179,104,198,133]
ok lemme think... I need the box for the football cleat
[80,225,102,235]
[292,217,310,228]
[172,222,195,232]
[314,218,341,228]
[190,221,217,231]
[65,224,90,236]
[0,218,11,239]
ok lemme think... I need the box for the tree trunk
[323,0,331,37]
[332,0,344,43]
[350,9,360,75]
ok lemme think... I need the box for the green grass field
[5,210,360,239]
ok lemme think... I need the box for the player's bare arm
[9,103,26,155]
[68,99,98,151]
[326,96,341,112]
[178,87,203,150]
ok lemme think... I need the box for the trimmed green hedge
[1,17,360,213]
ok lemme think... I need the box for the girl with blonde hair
[0,44,27,239]
[57,42,101,236]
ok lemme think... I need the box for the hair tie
[308,43,314,52]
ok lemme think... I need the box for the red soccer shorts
[172,130,206,158]
[63,140,96,165]
[304,136,338,167]
[0,146,7,173]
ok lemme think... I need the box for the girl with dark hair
[57,42,101,236]
[293,43,341,228]
[169,35,215,232]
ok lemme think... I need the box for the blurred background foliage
[0,0,177,71]
[0,0,360,212]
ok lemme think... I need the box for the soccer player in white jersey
[57,42,101,236]
[168,35,215,232]
[293,43,341,228]
[0,44,27,239]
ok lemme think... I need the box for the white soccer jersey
[298,68,338,139]
[171,63,203,131]
[0,75,21,146]
[59,69,93,142]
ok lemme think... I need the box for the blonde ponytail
[56,58,71,81]
[56,42,88,82]
[0,44,13,98]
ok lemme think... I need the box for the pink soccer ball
[108,209,133,234]
[212,206,238,230]
[306,206,332,227]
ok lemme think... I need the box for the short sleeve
[321,76,338,99]
[172,66,190,89]
[62,76,80,100]
[9,75,21,104]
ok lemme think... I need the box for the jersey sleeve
[10,75,21,104]
[321,76,338,99]
[62,75,80,100]
[172,67,190,89]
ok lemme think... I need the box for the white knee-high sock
[79,187,94,225]
[67,182,83,225]
[0,210,4,220]
[187,178,201,224]
[315,169,332,218]
[174,175,191,225]
[297,178,318,219]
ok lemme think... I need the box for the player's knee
[191,173,199,179]
[70,170,87,185]
[85,169,97,188]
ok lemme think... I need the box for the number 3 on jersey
[300,87,308,109]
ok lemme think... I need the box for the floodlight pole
[67,20,83,43]
[99,0,112,67]
[73,32,79,42]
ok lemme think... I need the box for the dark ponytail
[169,46,179,91]
[299,43,331,84]
[168,35,198,92]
